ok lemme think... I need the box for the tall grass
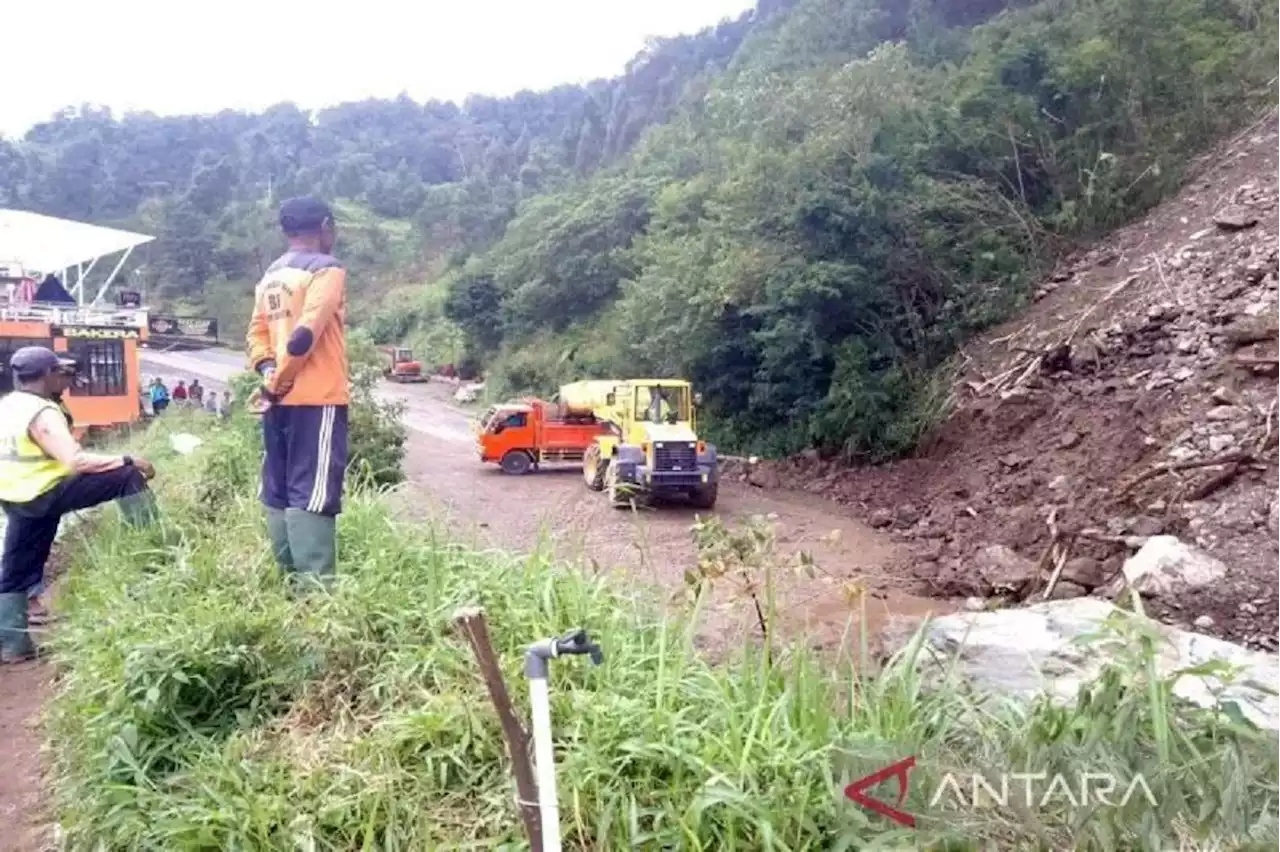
[43,412,1279,850]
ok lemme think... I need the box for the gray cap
[10,346,78,379]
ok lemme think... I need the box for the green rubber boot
[118,490,159,527]
[285,509,336,592]
[0,592,37,663]
[266,508,294,574]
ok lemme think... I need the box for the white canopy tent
[0,209,154,306]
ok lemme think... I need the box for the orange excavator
[382,346,429,383]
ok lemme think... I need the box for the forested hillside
[2,0,1274,458]
[0,5,761,328]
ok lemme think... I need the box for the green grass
[42,411,1279,850]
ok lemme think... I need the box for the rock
[1213,206,1260,231]
[1168,445,1199,462]
[879,599,1279,731]
[1057,431,1082,450]
[1060,556,1111,589]
[868,508,894,529]
[1048,579,1089,600]
[974,544,1038,596]
[1207,434,1235,453]
[1223,314,1278,347]
[1210,385,1239,405]
[1128,516,1166,537]
[1194,614,1216,629]
[1204,406,1241,422]
[1121,536,1228,597]
[1175,337,1201,355]
[1240,602,1259,616]
[1269,500,1279,537]
[895,504,921,527]
[964,597,986,612]
[747,464,782,490]
[1173,366,1195,382]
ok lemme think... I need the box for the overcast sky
[4,0,755,137]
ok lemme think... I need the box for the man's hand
[246,387,270,416]
[133,457,157,481]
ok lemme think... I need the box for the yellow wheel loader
[561,379,718,510]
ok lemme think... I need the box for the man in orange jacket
[246,197,349,587]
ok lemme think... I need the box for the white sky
[3,0,755,137]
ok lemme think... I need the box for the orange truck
[476,398,612,475]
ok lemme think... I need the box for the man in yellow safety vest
[0,346,159,662]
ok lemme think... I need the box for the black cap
[10,346,78,379]
[279,197,335,235]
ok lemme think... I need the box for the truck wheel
[583,445,607,491]
[689,482,718,510]
[500,450,534,475]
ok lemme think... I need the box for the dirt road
[142,348,946,646]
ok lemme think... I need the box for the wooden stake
[452,606,544,851]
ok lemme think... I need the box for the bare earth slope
[728,114,1280,649]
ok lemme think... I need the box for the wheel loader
[561,379,719,510]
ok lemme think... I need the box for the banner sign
[52,325,141,339]
[148,315,219,344]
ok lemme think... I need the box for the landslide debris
[724,116,1280,649]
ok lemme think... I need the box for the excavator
[382,346,429,383]
[561,378,719,510]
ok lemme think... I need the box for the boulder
[1213,206,1260,231]
[1121,536,1227,597]
[973,544,1038,595]
[882,599,1279,731]
[868,508,894,529]
[747,463,782,490]
[1059,556,1112,590]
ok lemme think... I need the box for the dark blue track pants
[260,404,349,517]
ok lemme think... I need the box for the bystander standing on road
[150,378,170,414]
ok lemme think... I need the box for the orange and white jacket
[246,251,350,406]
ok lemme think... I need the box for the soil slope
[727,113,1280,649]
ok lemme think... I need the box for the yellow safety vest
[0,391,72,503]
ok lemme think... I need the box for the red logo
[844,756,917,828]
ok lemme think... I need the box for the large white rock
[887,598,1279,731]
[1121,535,1228,596]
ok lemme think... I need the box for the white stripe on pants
[307,405,336,513]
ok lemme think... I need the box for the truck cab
[476,399,609,475]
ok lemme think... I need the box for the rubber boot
[118,491,159,527]
[285,509,336,593]
[0,592,37,663]
[266,507,294,574]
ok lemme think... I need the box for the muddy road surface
[141,348,946,648]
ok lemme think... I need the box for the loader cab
[633,383,691,426]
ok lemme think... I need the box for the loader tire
[583,445,607,491]
[500,450,534,475]
[689,482,718,511]
[605,464,632,509]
